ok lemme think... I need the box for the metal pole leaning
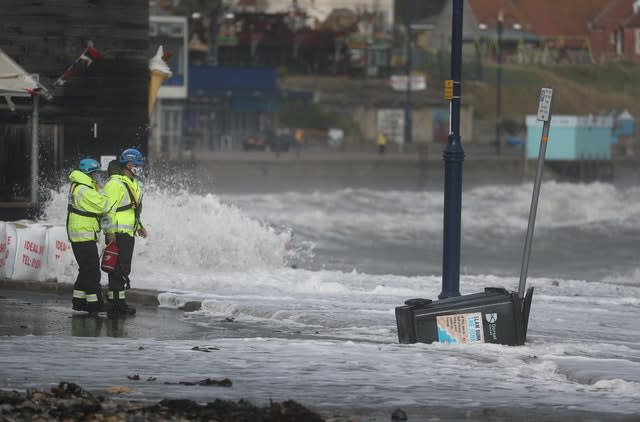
[518,87,554,300]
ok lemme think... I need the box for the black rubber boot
[120,302,136,316]
[86,301,106,315]
[107,300,136,317]
[72,298,88,312]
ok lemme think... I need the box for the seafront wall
[186,151,640,186]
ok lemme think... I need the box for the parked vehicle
[243,131,294,152]
[242,133,268,151]
[269,133,294,152]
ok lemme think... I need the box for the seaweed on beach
[0,382,325,421]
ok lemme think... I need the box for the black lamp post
[495,10,503,156]
[394,0,535,346]
[439,0,464,299]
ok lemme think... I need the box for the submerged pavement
[2,283,639,422]
[0,285,202,339]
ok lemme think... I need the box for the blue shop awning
[188,65,311,111]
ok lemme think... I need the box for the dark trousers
[108,233,135,302]
[71,240,103,306]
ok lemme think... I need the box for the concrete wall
[353,103,473,144]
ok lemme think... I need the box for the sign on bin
[436,313,485,344]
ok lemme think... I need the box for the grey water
[2,169,640,418]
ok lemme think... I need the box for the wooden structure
[0,0,149,219]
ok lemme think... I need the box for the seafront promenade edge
[180,147,639,183]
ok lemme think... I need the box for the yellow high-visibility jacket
[103,174,143,236]
[66,170,109,242]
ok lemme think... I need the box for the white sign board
[328,128,344,147]
[537,87,553,122]
[390,75,426,91]
[377,109,405,144]
[100,155,117,171]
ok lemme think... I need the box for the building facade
[0,0,149,219]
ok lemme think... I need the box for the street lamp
[439,0,464,299]
[496,9,503,156]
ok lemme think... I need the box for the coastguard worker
[67,158,109,314]
[102,148,147,316]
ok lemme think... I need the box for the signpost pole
[518,87,554,299]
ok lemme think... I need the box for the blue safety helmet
[118,148,144,166]
[78,158,101,174]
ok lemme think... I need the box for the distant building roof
[464,28,540,44]
[590,0,637,30]
[622,11,640,27]
[468,0,615,37]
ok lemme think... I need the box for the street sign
[390,74,426,91]
[444,79,454,99]
[537,87,553,121]
[100,155,116,171]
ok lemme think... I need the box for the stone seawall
[185,151,640,187]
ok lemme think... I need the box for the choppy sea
[2,168,639,417]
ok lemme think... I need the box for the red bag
[101,242,119,273]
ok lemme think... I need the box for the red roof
[468,0,634,37]
[622,11,640,27]
[468,0,532,31]
[591,0,637,30]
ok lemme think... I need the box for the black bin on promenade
[396,287,534,346]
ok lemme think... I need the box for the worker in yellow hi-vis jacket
[102,148,147,317]
[67,158,109,314]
